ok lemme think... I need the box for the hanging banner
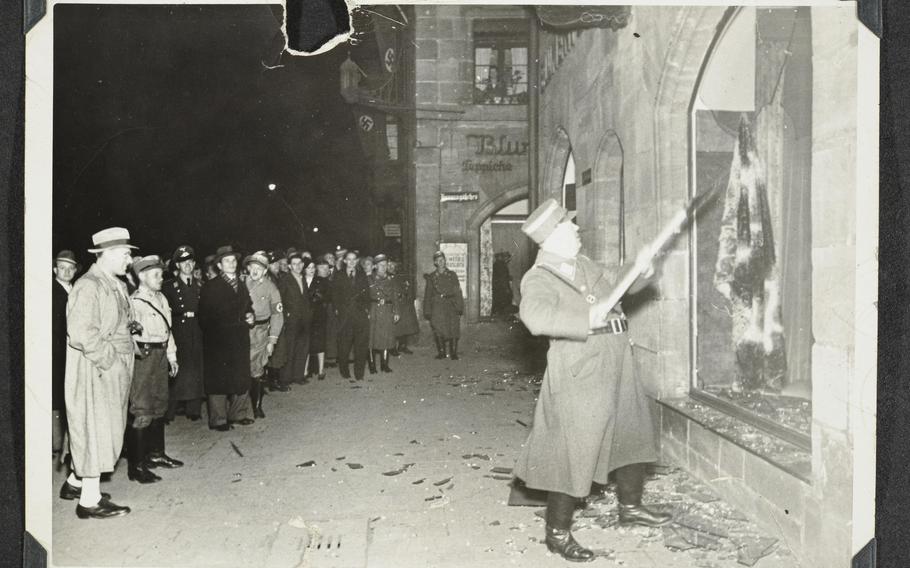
[352,105,389,162]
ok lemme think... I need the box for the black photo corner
[0,0,904,566]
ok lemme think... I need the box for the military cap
[88,227,138,253]
[243,250,270,268]
[132,255,166,274]
[172,245,195,264]
[521,198,573,244]
[432,251,445,260]
[373,253,389,264]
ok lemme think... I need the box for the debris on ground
[229,442,243,457]
[346,463,363,470]
[295,460,316,468]
[288,516,306,529]
[382,463,415,476]
[491,466,512,474]
[433,477,453,486]
[412,478,425,485]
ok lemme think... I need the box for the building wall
[536,6,867,567]
[413,6,529,320]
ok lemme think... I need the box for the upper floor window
[473,23,528,105]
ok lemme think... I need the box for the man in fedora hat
[511,199,671,561]
[53,250,80,455]
[62,227,138,518]
[126,256,183,484]
[162,245,205,422]
[423,251,464,360]
[242,250,284,417]
[198,246,256,431]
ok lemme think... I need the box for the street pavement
[52,321,799,568]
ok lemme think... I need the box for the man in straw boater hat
[199,245,256,431]
[126,256,183,484]
[61,228,138,518]
[52,250,81,455]
[512,198,672,562]
[423,250,464,360]
[242,250,284,418]
[162,245,205,422]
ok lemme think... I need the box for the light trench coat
[65,263,136,477]
[513,251,659,497]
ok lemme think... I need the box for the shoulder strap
[133,297,172,333]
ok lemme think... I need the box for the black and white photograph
[23,1,878,566]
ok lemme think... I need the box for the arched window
[690,7,813,448]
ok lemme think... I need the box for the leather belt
[589,318,628,336]
[136,341,168,349]
[253,318,270,326]
[371,299,389,305]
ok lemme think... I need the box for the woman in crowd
[367,254,400,373]
[306,258,331,380]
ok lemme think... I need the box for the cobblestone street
[53,322,798,567]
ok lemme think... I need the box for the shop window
[690,7,813,448]
[562,151,576,214]
[473,24,528,105]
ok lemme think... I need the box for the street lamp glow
[268,183,277,191]
[313,227,319,233]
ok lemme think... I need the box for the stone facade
[534,5,871,567]
[412,6,530,320]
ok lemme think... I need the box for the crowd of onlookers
[52,227,465,519]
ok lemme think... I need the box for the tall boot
[449,339,459,360]
[544,492,594,562]
[614,463,672,527]
[434,335,446,359]
[380,350,392,373]
[145,419,183,469]
[250,377,265,419]
[368,350,378,374]
[126,426,160,484]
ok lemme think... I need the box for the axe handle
[597,206,690,313]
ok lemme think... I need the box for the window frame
[472,33,529,105]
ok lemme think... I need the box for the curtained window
[691,7,813,446]
[473,23,528,105]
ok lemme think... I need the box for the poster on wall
[439,242,468,298]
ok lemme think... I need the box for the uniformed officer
[423,251,464,360]
[162,245,205,422]
[243,251,284,419]
[128,256,183,485]
[513,199,671,562]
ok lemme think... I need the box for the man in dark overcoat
[53,250,80,454]
[198,246,255,431]
[273,251,311,389]
[513,199,671,562]
[423,251,464,360]
[162,245,205,421]
[332,251,371,381]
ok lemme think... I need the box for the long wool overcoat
[198,275,253,395]
[368,274,400,350]
[64,263,136,478]
[162,277,205,401]
[393,274,420,337]
[513,251,659,498]
[423,269,464,339]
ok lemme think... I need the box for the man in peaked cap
[198,246,256,431]
[53,250,80,455]
[126,256,183,484]
[243,251,284,418]
[162,245,205,422]
[511,199,670,561]
[423,250,464,360]
[62,227,137,518]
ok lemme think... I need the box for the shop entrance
[479,199,531,318]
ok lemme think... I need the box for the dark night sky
[53,4,373,264]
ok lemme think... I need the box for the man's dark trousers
[337,314,369,380]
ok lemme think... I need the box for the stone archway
[591,130,624,270]
[539,127,572,204]
[465,185,529,322]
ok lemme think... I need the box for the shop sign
[383,224,401,237]
[466,134,530,157]
[441,192,479,203]
[439,242,468,298]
